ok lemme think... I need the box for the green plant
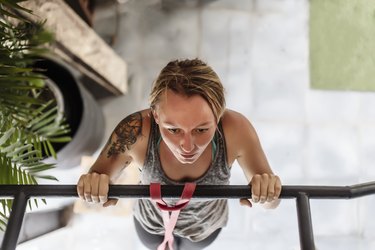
[0,0,71,231]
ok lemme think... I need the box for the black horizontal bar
[0,181,375,199]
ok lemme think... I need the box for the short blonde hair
[149,59,226,122]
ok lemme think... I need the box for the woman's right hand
[77,172,118,207]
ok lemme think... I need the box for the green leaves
[0,114,60,181]
[0,0,71,231]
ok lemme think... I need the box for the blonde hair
[149,59,226,122]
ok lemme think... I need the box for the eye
[195,128,208,134]
[167,128,180,134]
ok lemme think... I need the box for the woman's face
[153,90,217,164]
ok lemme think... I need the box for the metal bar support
[1,191,28,250]
[296,193,315,250]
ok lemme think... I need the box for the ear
[152,108,160,124]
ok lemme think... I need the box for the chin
[176,156,198,165]
[178,158,197,164]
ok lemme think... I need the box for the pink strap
[150,183,196,250]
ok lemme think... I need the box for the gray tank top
[133,116,231,242]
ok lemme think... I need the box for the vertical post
[1,191,28,250]
[296,193,315,250]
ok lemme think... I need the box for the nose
[180,134,194,153]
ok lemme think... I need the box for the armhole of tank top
[211,139,217,161]
[217,121,230,168]
[142,114,156,171]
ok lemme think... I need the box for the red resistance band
[150,183,196,250]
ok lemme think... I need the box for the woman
[77,59,282,250]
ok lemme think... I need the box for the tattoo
[106,112,142,158]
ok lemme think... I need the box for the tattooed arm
[94,111,143,178]
[77,111,145,207]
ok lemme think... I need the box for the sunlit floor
[16,199,301,250]
[16,198,375,250]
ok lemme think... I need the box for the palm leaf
[0,65,34,74]
[1,0,33,14]
[0,0,72,232]
[0,127,15,146]
[0,7,29,22]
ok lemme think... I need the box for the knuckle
[252,175,261,183]
[275,175,281,182]
[98,188,109,196]
[83,175,91,183]
[101,174,110,182]
[261,173,270,180]
[92,174,100,181]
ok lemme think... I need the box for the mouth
[180,153,196,159]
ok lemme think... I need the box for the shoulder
[108,109,152,162]
[220,109,259,158]
[112,109,152,139]
[221,109,253,134]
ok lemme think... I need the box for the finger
[98,174,109,204]
[239,198,252,208]
[274,175,282,199]
[90,173,100,203]
[77,176,85,200]
[259,174,269,204]
[267,175,277,202]
[83,174,92,202]
[103,198,118,207]
[251,175,261,203]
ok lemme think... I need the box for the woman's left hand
[240,173,282,208]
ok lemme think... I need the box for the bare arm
[77,111,144,207]
[223,111,281,208]
[90,112,143,178]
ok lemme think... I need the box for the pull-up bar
[1,182,375,199]
[1,181,375,250]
